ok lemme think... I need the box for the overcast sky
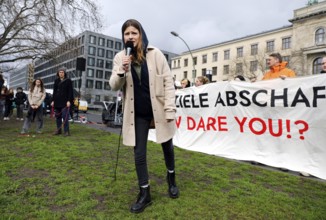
[97,0,310,54]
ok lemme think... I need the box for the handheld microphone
[118,41,134,77]
[125,41,133,56]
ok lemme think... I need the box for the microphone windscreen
[125,41,133,49]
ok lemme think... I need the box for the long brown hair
[30,78,45,93]
[122,19,147,64]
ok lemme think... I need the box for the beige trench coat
[109,46,176,146]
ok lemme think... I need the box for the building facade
[171,1,326,83]
[10,31,177,104]
[9,65,30,90]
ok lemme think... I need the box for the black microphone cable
[113,119,123,181]
[113,44,131,181]
[113,87,124,181]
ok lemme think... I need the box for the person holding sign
[321,56,326,74]
[262,53,296,80]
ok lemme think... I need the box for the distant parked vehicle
[74,99,88,113]
[100,101,123,127]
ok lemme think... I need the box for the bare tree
[0,0,102,65]
[229,52,267,81]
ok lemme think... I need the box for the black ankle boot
[130,186,152,213]
[167,171,179,198]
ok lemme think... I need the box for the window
[212,67,217,76]
[115,42,122,50]
[97,48,105,57]
[315,28,325,45]
[250,60,258,72]
[266,40,274,52]
[212,52,218,62]
[193,57,197,65]
[282,37,291,49]
[283,56,290,64]
[105,71,111,80]
[223,65,229,75]
[202,54,207,64]
[202,68,207,76]
[106,50,113,59]
[87,68,94,77]
[104,82,111,90]
[236,63,243,74]
[79,46,84,56]
[88,46,96,55]
[98,37,105,46]
[89,35,96,44]
[88,57,95,66]
[95,81,102,89]
[184,58,188,67]
[183,71,188,79]
[177,60,180,67]
[95,95,101,102]
[86,79,94,88]
[251,44,258,55]
[107,40,113,48]
[96,70,103,79]
[265,59,269,70]
[313,57,323,74]
[224,50,230,60]
[97,59,104,68]
[105,60,112,69]
[237,47,243,58]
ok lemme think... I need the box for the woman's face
[58,71,65,79]
[181,80,188,88]
[35,80,41,86]
[195,79,203,87]
[124,26,140,48]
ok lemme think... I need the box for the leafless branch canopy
[0,0,102,65]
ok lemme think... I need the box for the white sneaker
[300,171,310,177]
[20,118,24,121]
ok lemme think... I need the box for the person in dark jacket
[0,86,8,120]
[0,74,4,89]
[3,88,14,120]
[15,87,27,120]
[51,67,74,136]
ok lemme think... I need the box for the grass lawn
[0,117,325,219]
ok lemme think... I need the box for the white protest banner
[149,74,326,180]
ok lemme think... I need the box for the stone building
[171,1,326,83]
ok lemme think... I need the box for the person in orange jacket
[262,53,296,80]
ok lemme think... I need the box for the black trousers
[134,116,175,186]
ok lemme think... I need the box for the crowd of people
[178,52,326,87]
[0,75,28,121]
[1,67,74,137]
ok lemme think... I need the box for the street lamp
[170,31,196,84]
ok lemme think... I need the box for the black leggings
[134,116,175,186]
